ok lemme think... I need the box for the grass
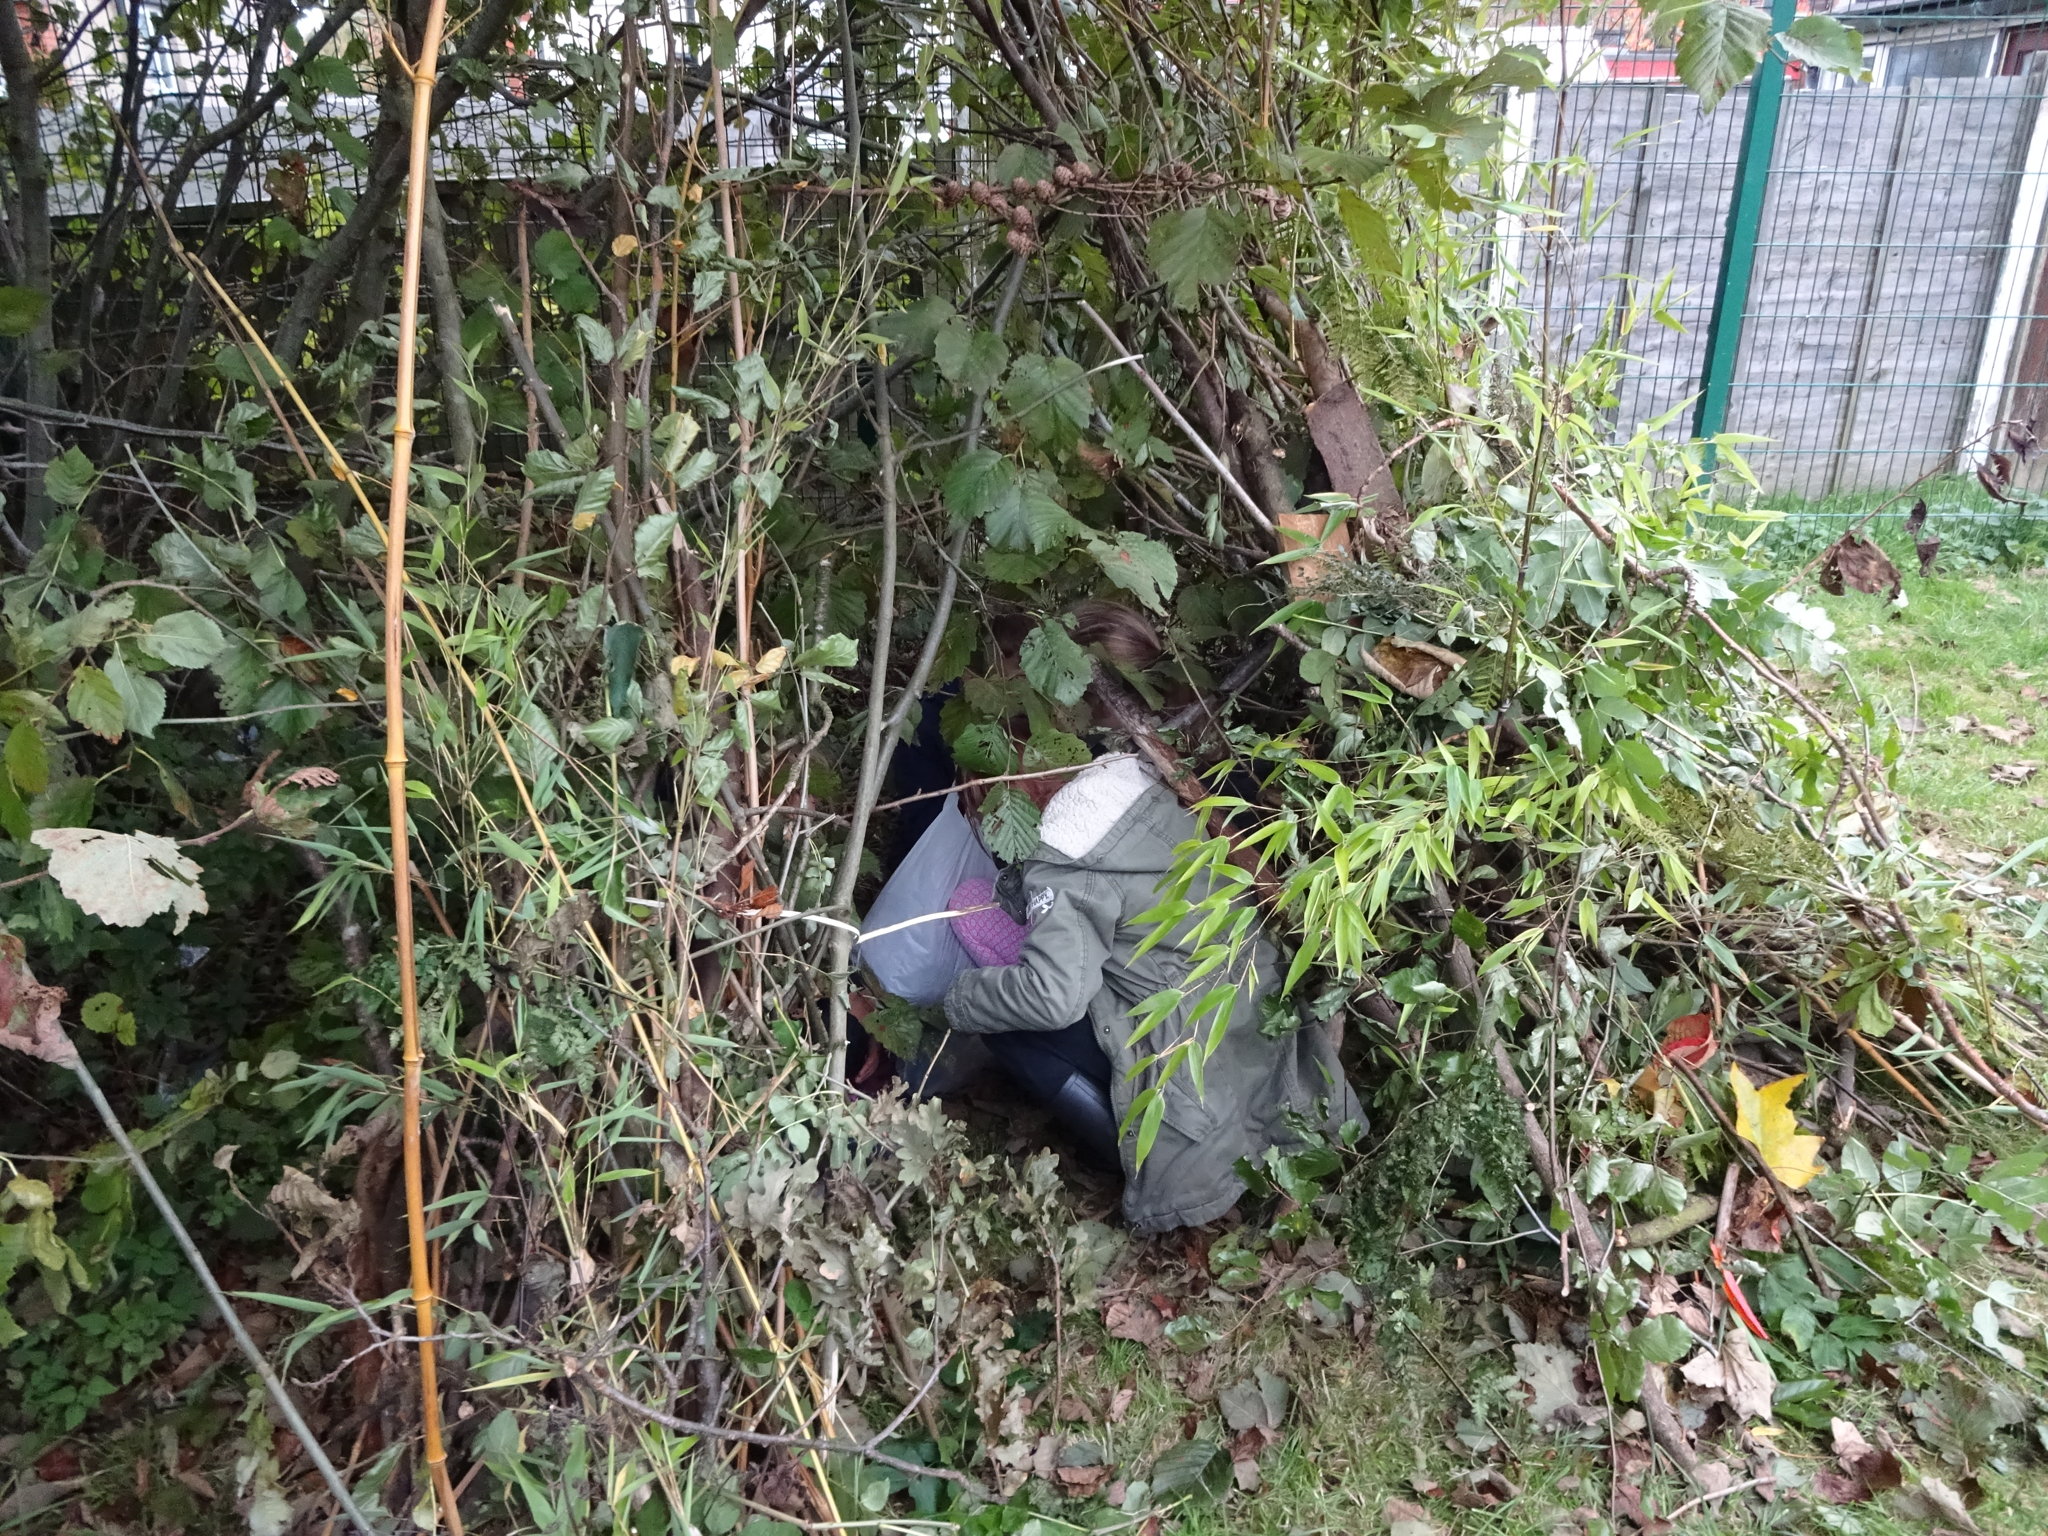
[1041,1309,2048,1535]
[1809,562,2048,859]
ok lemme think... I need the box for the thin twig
[62,1053,377,1535]
[582,1374,993,1499]
[1075,299,1276,537]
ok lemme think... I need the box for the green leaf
[1003,353,1092,451]
[942,448,1016,525]
[1779,14,1863,76]
[1632,1312,1693,1364]
[672,447,717,493]
[1675,0,1771,113]
[81,993,135,1047]
[572,313,615,365]
[1022,728,1091,771]
[951,722,1017,776]
[138,610,228,668]
[1336,190,1400,278]
[794,633,858,674]
[979,784,1042,863]
[933,318,1008,394]
[573,468,617,528]
[1148,1435,1220,1496]
[604,623,644,718]
[1087,531,1178,613]
[1020,620,1092,706]
[583,717,636,753]
[103,652,164,739]
[0,774,29,843]
[0,285,48,338]
[1146,203,1243,308]
[872,295,954,356]
[5,722,48,795]
[633,510,678,579]
[530,228,582,280]
[985,468,1081,554]
[65,664,126,742]
[44,447,95,509]
[1465,45,1551,92]
[980,546,1063,584]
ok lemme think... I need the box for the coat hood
[1033,757,1188,877]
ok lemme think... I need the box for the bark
[422,181,479,473]
[271,0,527,371]
[0,0,57,537]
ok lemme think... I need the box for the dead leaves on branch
[1818,532,1901,600]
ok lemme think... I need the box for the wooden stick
[1846,1027,1953,1127]
[381,2,462,1530]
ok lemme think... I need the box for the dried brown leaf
[1370,638,1466,700]
[1819,533,1902,599]
[1103,1294,1164,1346]
[1384,1498,1444,1536]
[0,933,75,1066]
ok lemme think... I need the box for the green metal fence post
[1692,0,1799,470]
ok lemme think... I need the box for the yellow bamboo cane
[381,3,462,1531]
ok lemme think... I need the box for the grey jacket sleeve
[942,868,1115,1034]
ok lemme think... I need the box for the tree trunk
[0,0,58,538]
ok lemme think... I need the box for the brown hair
[1065,599,1164,673]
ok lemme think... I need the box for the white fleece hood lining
[1038,756,1159,860]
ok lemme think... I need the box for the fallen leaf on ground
[1730,1064,1826,1189]
[1659,1012,1717,1068]
[1721,1330,1777,1424]
[1679,1348,1726,1393]
[1103,1294,1164,1345]
[1895,1474,1980,1532]
[1991,761,2040,785]
[1385,1498,1444,1536]
[1218,1370,1289,1433]
[1107,1385,1135,1423]
[1512,1341,1584,1427]
[1053,1455,1111,1497]
[1148,1438,1220,1496]
[1728,1174,1787,1252]
[1448,1468,1519,1509]
[1828,1416,1902,1496]
[1231,1457,1261,1492]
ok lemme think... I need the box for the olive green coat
[943,758,1360,1231]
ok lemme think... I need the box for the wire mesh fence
[1504,1,2048,532]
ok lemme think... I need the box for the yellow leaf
[611,233,640,258]
[748,645,788,684]
[570,510,599,532]
[1729,1064,1826,1189]
[669,654,698,678]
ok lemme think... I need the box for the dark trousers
[982,1018,1111,1099]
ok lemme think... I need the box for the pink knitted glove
[949,877,1029,967]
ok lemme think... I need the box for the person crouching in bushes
[943,602,1362,1234]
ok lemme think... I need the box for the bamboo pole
[381,3,463,1532]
